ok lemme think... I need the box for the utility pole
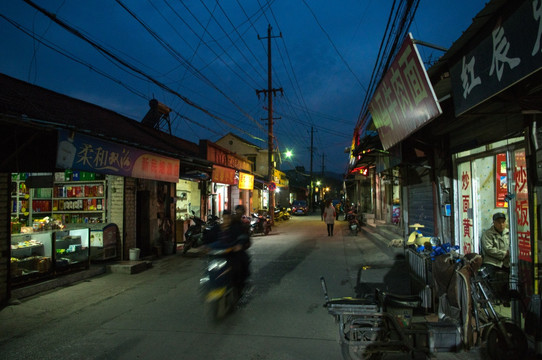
[310,126,314,212]
[321,153,325,178]
[257,24,282,223]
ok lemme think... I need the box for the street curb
[359,225,405,258]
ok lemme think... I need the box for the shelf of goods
[10,227,91,282]
[54,228,91,271]
[51,180,106,224]
[10,178,30,220]
[10,232,53,281]
[10,172,106,226]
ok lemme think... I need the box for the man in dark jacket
[481,212,510,304]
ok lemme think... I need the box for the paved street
[1,215,485,359]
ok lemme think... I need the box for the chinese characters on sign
[212,165,236,185]
[56,129,180,182]
[451,0,542,115]
[496,153,508,208]
[238,172,254,190]
[514,150,531,262]
[369,33,442,150]
[206,143,252,172]
[459,162,473,254]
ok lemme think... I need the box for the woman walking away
[323,199,336,236]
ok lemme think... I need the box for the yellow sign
[274,169,288,187]
[238,172,254,190]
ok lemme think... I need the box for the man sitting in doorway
[481,212,510,305]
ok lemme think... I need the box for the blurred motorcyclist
[233,205,251,290]
[208,206,251,291]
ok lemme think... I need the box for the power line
[0,13,148,101]
[115,0,265,134]
[22,0,266,142]
[301,0,367,94]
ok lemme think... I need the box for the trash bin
[129,248,140,261]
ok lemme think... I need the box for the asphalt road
[0,215,485,359]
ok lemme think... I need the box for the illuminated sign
[238,172,254,190]
[57,129,180,182]
[212,165,236,185]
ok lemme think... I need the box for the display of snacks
[10,256,52,277]
[11,239,44,258]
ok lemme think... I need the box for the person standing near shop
[323,199,336,236]
[481,212,510,303]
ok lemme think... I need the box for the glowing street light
[285,149,293,158]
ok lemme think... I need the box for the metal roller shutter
[408,182,436,236]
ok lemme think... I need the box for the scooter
[321,254,527,360]
[183,213,220,254]
[274,207,283,222]
[183,212,206,254]
[346,210,359,235]
[199,237,250,321]
[200,247,239,321]
[250,213,271,236]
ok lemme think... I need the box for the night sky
[1,0,488,174]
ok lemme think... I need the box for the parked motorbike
[321,254,527,360]
[274,207,283,222]
[281,207,291,221]
[250,213,271,236]
[183,213,220,254]
[346,210,359,235]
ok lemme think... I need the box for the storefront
[200,140,254,217]
[9,127,182,287]
[0,74,208,305]
[454,138,533,296]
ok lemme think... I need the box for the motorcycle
[200,247,239,321]
[281,207,291,221]
[250,213,271,236]
[199,236,250,321]
[183,212,220,254]
[346,210,359,235]
[321,254,527,360]
[274,207,283,222]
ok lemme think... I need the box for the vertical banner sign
[496,153,508,208]
[514,150,531,262]
[459,162,473,254]
[514,149,533,305]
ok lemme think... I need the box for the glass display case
[54,228,90,271]
[10,231,54,282]
[89,223,118,261]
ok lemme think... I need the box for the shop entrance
[136,190,151,256]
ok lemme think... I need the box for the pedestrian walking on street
[335,201,342,221]
[320,200,325,221]
[323,199,336,236]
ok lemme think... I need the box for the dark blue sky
[1,0,487,174]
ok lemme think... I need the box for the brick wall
[107,175,124,260]
[0,173,9,306]
[123,177,137,260]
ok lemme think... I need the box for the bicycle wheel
[339,319,383,360]
[340,343,382,360]
[486,321,527,360]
